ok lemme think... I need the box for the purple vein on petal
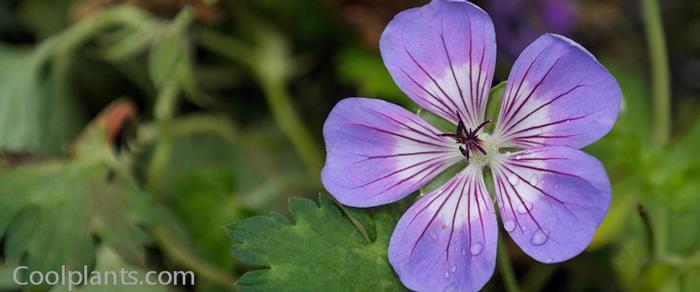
[446,173,468,260]
[378,159,451,196]
[500,48,548,121]
[440,33,474,124]
[500,55,566,128]
[367,108,447,143]
[399,68,458,121]
[502,83,587,134]
[408,175,463,256]
[499,164,582,220]
[351,123,445,147]
[497,167,546,233]
[401,43,462,121]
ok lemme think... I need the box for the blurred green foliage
[0,0,699,291]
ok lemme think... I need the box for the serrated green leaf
[50,247,168,292]
[0,122,155,276]
[227,195,406,291]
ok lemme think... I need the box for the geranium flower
[321,0,620,291]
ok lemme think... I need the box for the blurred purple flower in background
[321,0,620,291]
[484,0,579,59]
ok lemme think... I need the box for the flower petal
[322,98,462,207]
[389,165,497,292]
[493,34,621,149]
[380,0,497,129]
[491,146,611,263]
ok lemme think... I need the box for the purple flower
[321,0,620,291]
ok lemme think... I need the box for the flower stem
[638,203,658,262]
[641,0,671,147]
[497,237,520,292]
[55,6,151,55]
[154,227,237,290]
[193,29,323,179]
[257,78,323,178]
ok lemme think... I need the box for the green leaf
[149,31,186,88]
[50,247,168,292]
[169,168,242,269]
[590,176,640,248]
[681,267,700,291]
[147,11,210,107]
[227,195,406,291]
[337,46,410,106]
[417,108,454,133]
[0,122,155,276]
[103,22,160,61]
[668,116,700,167]
[485,81,506,125]
[601,60,651,141]
[0,262,20,290]
[0,44,82,153]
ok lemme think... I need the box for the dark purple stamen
[439,113,491,160]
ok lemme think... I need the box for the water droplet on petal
[531,229,549,246]
[554,183,560,190]
[517,202,533,214]
[508,174,520,186]
[504,220,516,232]
[565,119,571,125]
[429,231,438,241]
[444,271,450,278]
[451,265,457,273]
[529,174,539,186]
[461,248,467,255]
[514,154,523,160]
[470,242,483,255]
[443,284,458,292]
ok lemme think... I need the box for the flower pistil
[439,113,491,161]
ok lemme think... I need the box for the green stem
[153,227,237,290]
[497,237,520,292]
[521,264,556,292]
[193,29,323,179]
[641,0,671,146]
[55,6,152,55]
[258,78,323,178]
[147,83,179,196]
[638,204,657,259]
[638,202,666,274]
